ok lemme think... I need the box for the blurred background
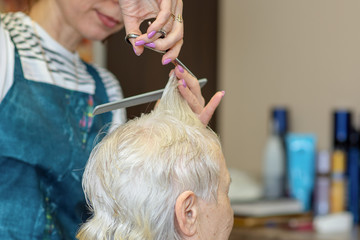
[218,0,360,180]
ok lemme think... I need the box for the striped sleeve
[0,13,15,103]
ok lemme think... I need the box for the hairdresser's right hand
[118,0,184,64]
[173,67,225,126]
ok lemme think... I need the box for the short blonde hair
[77,75,222,240]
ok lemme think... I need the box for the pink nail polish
[148,30,156,39]
[221,91,225,96]
[177,65,184,73]
[162,58,172,65]
[182,79,187,88]
[145,42,156,48]
[135,40,145,46]
[133,47,140,56]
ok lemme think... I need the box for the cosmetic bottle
[330,110,351,213]
[313,150,331,216]
[263,119,285,199]
[286,134,317,211]
[347,128,359,223]
[272,108,290,196]
[332,110,351,151]
[330,150,346,213]
[272,108,288,143]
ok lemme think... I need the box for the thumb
[122,16,145,54]
[123,16,143,36]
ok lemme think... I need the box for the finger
[131,26,181,59]
[173,0,183,20]
[135,17,175,49]
[161,39,183,65]
[122,15,160,55]
[177,79,204,115]
[151,1,183,52]
[152,22,183,52]
[127,37,145,56]
[132,16,176,54]
[199,91,225,126]
[135,14,173,43]
[122,16,147,56]
[175,67,203,105]
[122,15,142,35]
[146,0,174,37]
[169,69,175,77]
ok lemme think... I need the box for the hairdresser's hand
[172,66,225,126]
[118,0,184,64]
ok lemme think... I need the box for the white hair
[77,75,222,240]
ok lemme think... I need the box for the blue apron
[0,43,112,239]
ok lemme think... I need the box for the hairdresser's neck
[29,0,82,52]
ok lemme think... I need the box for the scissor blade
[93,78,207,116]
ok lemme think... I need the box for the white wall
[218,0,360,179]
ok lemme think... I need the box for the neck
[29,0,82,52]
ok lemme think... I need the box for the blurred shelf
[230,216,359,240]
[229,227,359,240]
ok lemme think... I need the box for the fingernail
[135,40,145,46]
[145,42,156,48]
[177,65,184,73]
[221,90,226,96]
[133,47,140,56]
[162,58,172,65]
[147,30,156,39]
[182,79,187,88]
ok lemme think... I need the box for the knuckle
[163,10,171,19]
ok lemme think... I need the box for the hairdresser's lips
[96,11,119,28]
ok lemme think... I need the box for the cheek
[221,198,234,228]
[225,203,234,225]
[77,13,121,40]
[222,204,234,239]
[228,206,234,227]
[213,202,234,239]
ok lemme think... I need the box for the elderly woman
[77,75,233,240]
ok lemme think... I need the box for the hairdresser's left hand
[173,66,225,126]
[118,0,184,64]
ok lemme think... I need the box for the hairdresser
[0,0,223,239]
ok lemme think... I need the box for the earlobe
[175,191,198,237]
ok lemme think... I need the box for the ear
[174,191,198,237]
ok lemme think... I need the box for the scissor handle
[125,33,196,78]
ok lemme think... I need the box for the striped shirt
[0,12,126,126]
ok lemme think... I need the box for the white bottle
[263,120,285,199]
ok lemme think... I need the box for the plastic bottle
[272,108,289,196]
[286,134,317,211]
[314,150,331,216]
[330,110,351,213]
[263,119,285,199]
[347,129,360,223]
[330,150,346,213]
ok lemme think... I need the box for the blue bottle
[272,107,288,138]
[347,129,360,224]
[286,134,317,211]
[333,110,351,151]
